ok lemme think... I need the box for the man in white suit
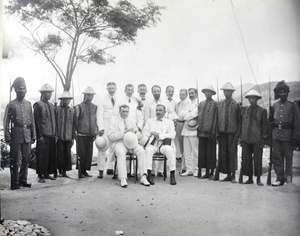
[143,104,177,185]
[96,82,119,178]
[175,89,190,168]
[181,88,199,177]
[143,85,178,176]
[107,105,150,187]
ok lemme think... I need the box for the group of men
[3,77,300,189]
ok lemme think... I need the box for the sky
[1,0,300,105]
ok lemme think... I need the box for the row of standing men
[3,78,300,189]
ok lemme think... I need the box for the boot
[170,170,177,185]
[147,170,155,185]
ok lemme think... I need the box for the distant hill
[233,81,300,108]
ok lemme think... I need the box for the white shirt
[176,98,191,120]
[166,97,178,112]
[143,98,178,122]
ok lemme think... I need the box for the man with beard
[34,83,57,183]
[143,85,177,122]
[198,86,218,180]
[4,77,36,189]
[96,82,119,178]
[56,91,75,178]
[143,85,177,176]
[180,88,199,177]
[143,104,177,185]
[239,90,268,186]
[214,82,240,183]
[270,81,300,186]
[75,86,98,178]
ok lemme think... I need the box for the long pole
[238,77,243,183]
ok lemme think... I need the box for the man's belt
[13,124,31,129]
[178,120,185,123]
[274,124,293,129]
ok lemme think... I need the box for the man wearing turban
[3,77,36,189]
[270,80,300,186]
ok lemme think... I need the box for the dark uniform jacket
[56,105,76,141]
[271,100,300,142]
[76,102,98,136]
[217,98,239,135]
[197,99,218,137]
[33,100,56,138]
[240,105,268,143]
[3,99,36,143]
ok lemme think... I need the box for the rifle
[9,77,14,190]
[266,77,273,185]
[238,77,243,184]
[72,79,82,179]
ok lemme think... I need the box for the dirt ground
[1,150,300,236]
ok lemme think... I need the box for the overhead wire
[230,0,265,108]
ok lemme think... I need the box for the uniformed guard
[3,77,36,189]
[270,81,300,186]
[239,90,268,186]
[214,82,240,183]
[75,86,98,178]
[56,91,75,178]
[197,85,218,179]
[34,83,57,183]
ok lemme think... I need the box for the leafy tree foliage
[6,0,162,91]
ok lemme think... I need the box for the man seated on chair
[107,104,150,188]
[142,104,177,185]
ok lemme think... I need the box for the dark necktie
[111,97,115,106]
[128,98,131,103]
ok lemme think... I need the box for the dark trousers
[57,140,72,172]
[36,137,57,176]
[241,142,262,177]
[77,136,94,172]
[218,133,237,174]
[198,137,216,169]
[272,139,293,182]
[10,142,31,185]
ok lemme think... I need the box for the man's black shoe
[98,171,103,179]
[20,182,32,188]
[170,171,177,185]
[106,169,114,175]
[13,185,20,190]
[44,175,56,180]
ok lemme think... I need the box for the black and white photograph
[1,0,300,235]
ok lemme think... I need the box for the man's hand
[55,136,58,143]
[150,131,160,139]
[173,119,179,126]
[31,139,35,144]
[260,138,267,148]
[38,137,44,143]
[98,130,105,136]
